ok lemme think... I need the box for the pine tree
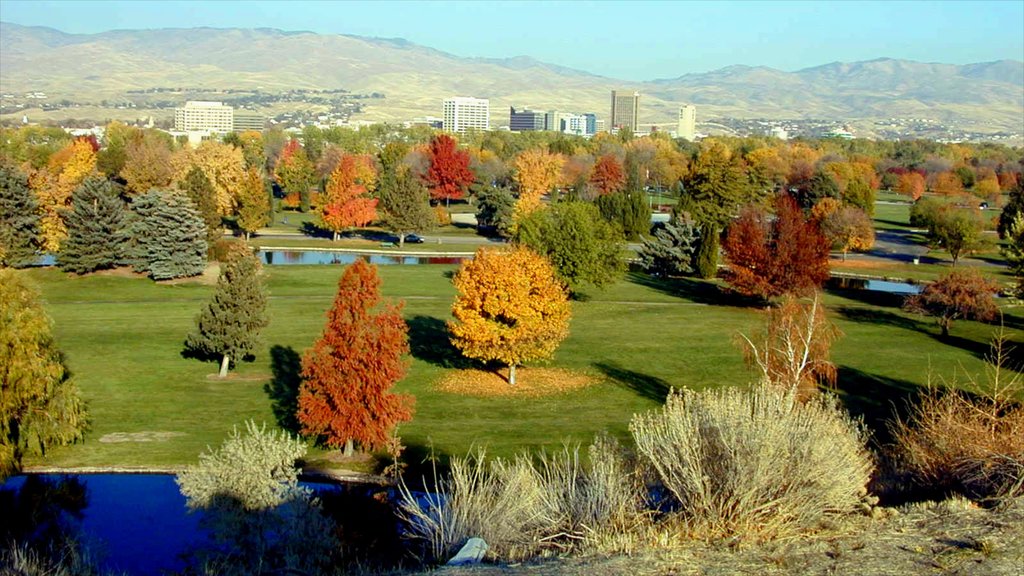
[129,188,207,280]
[0,165,41,268]
[180,166,222,248]
[694,225,720,279]
[639,218,699,277]
[1,269,87,478]
[185,247,269,377]
[475,185,516,238]
[378,169,435,245]
[596,190,649,240]
[297,258,413,455]
[59,177,130,274]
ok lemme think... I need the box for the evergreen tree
[639,218,699,277]
[0,165,41,268]
[693,225,720,279]
[997,177,1024,239]
[679,141,749,275]
[378,169,435,245]
[596,190,649,240]
[1,269,87,478]
[129,188,207,280]
[474,185,516,238]
[185,247,269,377]
[59,177,130,274]
[180,166,222,248]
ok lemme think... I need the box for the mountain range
[1,22,1022,136]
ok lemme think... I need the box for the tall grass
[630,384,874,540]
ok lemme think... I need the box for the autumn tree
[173,141,247,216]
[903,270,998,337]
[297,258,413,456]
[932,171,964,196]
[234,167,270,240]
[0,165,41,268]
[514,201,625,293]
[33,138,97,252]
[721,194,831,300]
[378,168,435,246]
[897,172,926,200]
[425,134,474,205]
[237,130,266,171]
[1,269,87,478]
[185,246,268,377]
[513,148,564,221]
[449,246,571,385]
[319,154,378,241]
[274,139,316,212]
[589,154,625,196]
[820,204,875,260]
[129,188,207,279]
[59,177,130,273]
[180,166,222,248]
[121,130,174,194]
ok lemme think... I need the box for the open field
[19,262,1019,474]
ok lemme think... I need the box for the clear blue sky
[2,0,1022,80]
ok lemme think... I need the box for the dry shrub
[397,437,644,563]
[630,385,874,540]
[890,331,1024,502]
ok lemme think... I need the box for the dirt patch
[158,262,221,286]
[80,266,148,279]
[98,431,186,443]
[435,368,597,398]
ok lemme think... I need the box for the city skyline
[1,0,1022,81]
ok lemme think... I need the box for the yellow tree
[121,130,174,194]
[33,139,97,252]
[236,168,270,240]
[449,246,571,385]
[172,141,246,216]
[512,149,564,223]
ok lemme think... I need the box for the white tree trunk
[333,231,339,242]
[399,233,406,247]
[344,438,354,457]
[508,364,517,386]
[219,354,230,378]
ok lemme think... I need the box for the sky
[2,0,1023,80]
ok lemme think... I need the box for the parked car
[405,234,426,244]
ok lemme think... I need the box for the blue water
[826,276,922,294]
[259,250,468,266]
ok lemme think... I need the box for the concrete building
[232,111,265,132]
[584,113,598,136]
[443,97,490,134]
[509,107,546,131]
[610,90,640,132]
[174,101,233,133]
[677,104,697,141]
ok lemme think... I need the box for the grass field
[19,261,1019,475]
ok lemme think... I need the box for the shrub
[433,204,452,226]
[890,332,1024,502]
[630,385,873,540]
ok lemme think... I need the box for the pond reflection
[260,250,468,266]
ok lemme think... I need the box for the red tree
[589,154,625,195]
[425,134,475,204]
[722,194,831,300]
[297,258,414,455]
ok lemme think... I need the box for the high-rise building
[610,90,639,132]
[583,113,598,136]
[677,104,696,141]
[174,101,234,133]
[559,113,589,136]
[443,97,490,134]
[509,107,546,131]
[232,111,266,132]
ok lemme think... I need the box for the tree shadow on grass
[406,315,475,369]
[593,361,671,403]
[836,305,924,333]
[626,271,764,308]
[834,366,924,447]
[265,345,302,434]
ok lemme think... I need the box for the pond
[0,473,404,575]
[259,249,469,266]
[826,276,922,294]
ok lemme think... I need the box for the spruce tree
[185,247,269,377]
[59,177,130,274]
[694,225,720,279]
[378,169,435,245]
[0,165,41,268]
[475,185,516,238]
[639,218,699,277]
[129,189,207,280]
[180,166,222,248]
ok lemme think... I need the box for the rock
[447,537,488,566]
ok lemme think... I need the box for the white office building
[677,104,697,141]
[174,101,234,133]
[443,97,490,134]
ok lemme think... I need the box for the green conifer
[59,177,130,273]
[0,166,41,268]
[129,188,207,279]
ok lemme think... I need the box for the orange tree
[297,258,413,456]
[318,154,378,241]
[425,134,474,205]
[903,270,999,337]
[448,246,571,386]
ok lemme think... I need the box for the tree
[378,168,435,246]
[679,141,750,277]
[274,139,316,212]
[236,168,270,241]
[173,141,247,216]
[589,154,625,196]
[425,134,474,205]
[820,205,875,261]
[721,194,831,300]
[932,171,964,196]
[318,154,378,241]
[180,166,222,248]
[449,246,571,385]
[930,207,984,265]
[121,130,174,194]
[129,188,208,279]
[903,270,998,337]
[59,177,130,273]
[97,121,133,178]
[475,185,517,238]
[297,258,413,456]
[799,170,841,209]
[595,190,649,239]
[0,165,41,268]
[513,148,564,221]
[897,172,926,200]
[514,201,625,293]
[33,138,97,252]
[638,217,699,277]
[1,269,87,478]
[185,246,268,377]
[997,177,1024,239]
[237,130,266,171]
[1001,213,1024,291]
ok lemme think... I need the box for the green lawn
[21,263,1017,474]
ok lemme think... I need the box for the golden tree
[449,247,571,385]
[512,148,564,222]
[172,141,246,216]
[33,138,97,252]
[236,167,270,240]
